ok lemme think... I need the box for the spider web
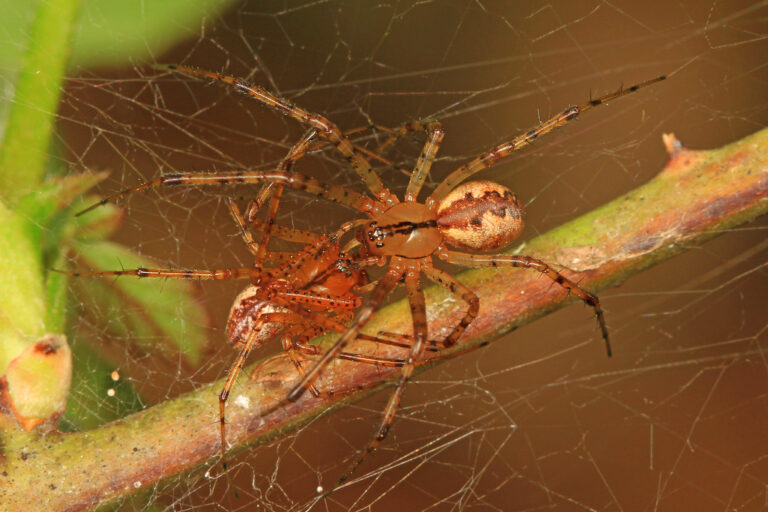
[52,0,768,510]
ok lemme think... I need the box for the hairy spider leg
[306,121,447,169]
[280,307,488,393]
[282,317,491,400]
[422,265,480,347]
[425,75,666,207]
[229,190,271,256]
[405,122,445,201]
[59,213,329,281]
[224,131,320,257]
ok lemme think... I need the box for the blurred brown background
[59,1,767,510]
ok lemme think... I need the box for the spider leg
[255,251,319,264]
[264,302,411,372]
[402,121,444,202]
[355,331,440,352]
[226,197,263,256]
[257,183,284,260]
[226,198,320,255]
[353,279,382,295]
[57,267,253,280]
[250,219,320,244]
[366,332,492,362]
[165,64,386,198]
[427,75,666,207]
[76,170,376,217]
[272,289,362,311]
[219,311,290,459]
[279,312,427,377]
[439,249,611,356]
[295,332,484,367]
[374,121,435,154]
[285,328,410,399]
[256,129,319,261]
[362,121,445,180]
[306,124,395,167]
[336,266,428,486]
[282,325,325,398]
[242,184,276,226]
[422,265,479,348]
[265,299,441,397]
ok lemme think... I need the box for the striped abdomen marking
[436,181,524,251]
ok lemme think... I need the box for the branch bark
[1,128,766,511]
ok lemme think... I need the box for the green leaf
[15,172,108,244]
[0,0,238,74]
[16,172,108,221]
[70,0,239,69]
[69,240,210,365]
[13,173,115,335]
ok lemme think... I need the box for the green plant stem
[0,0,81,203]
[0,0,80,367]
[1,128,766,511]
[0,0,81,434]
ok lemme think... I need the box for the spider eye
[436,181,525,251]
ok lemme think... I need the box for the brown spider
[79,65,664,483]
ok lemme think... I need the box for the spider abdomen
[226,286,288,349]
[436,181,524,251]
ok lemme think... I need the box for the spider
[79,65,665,483]
[70,126,479,460]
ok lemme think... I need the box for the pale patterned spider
[80,65,664,483]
